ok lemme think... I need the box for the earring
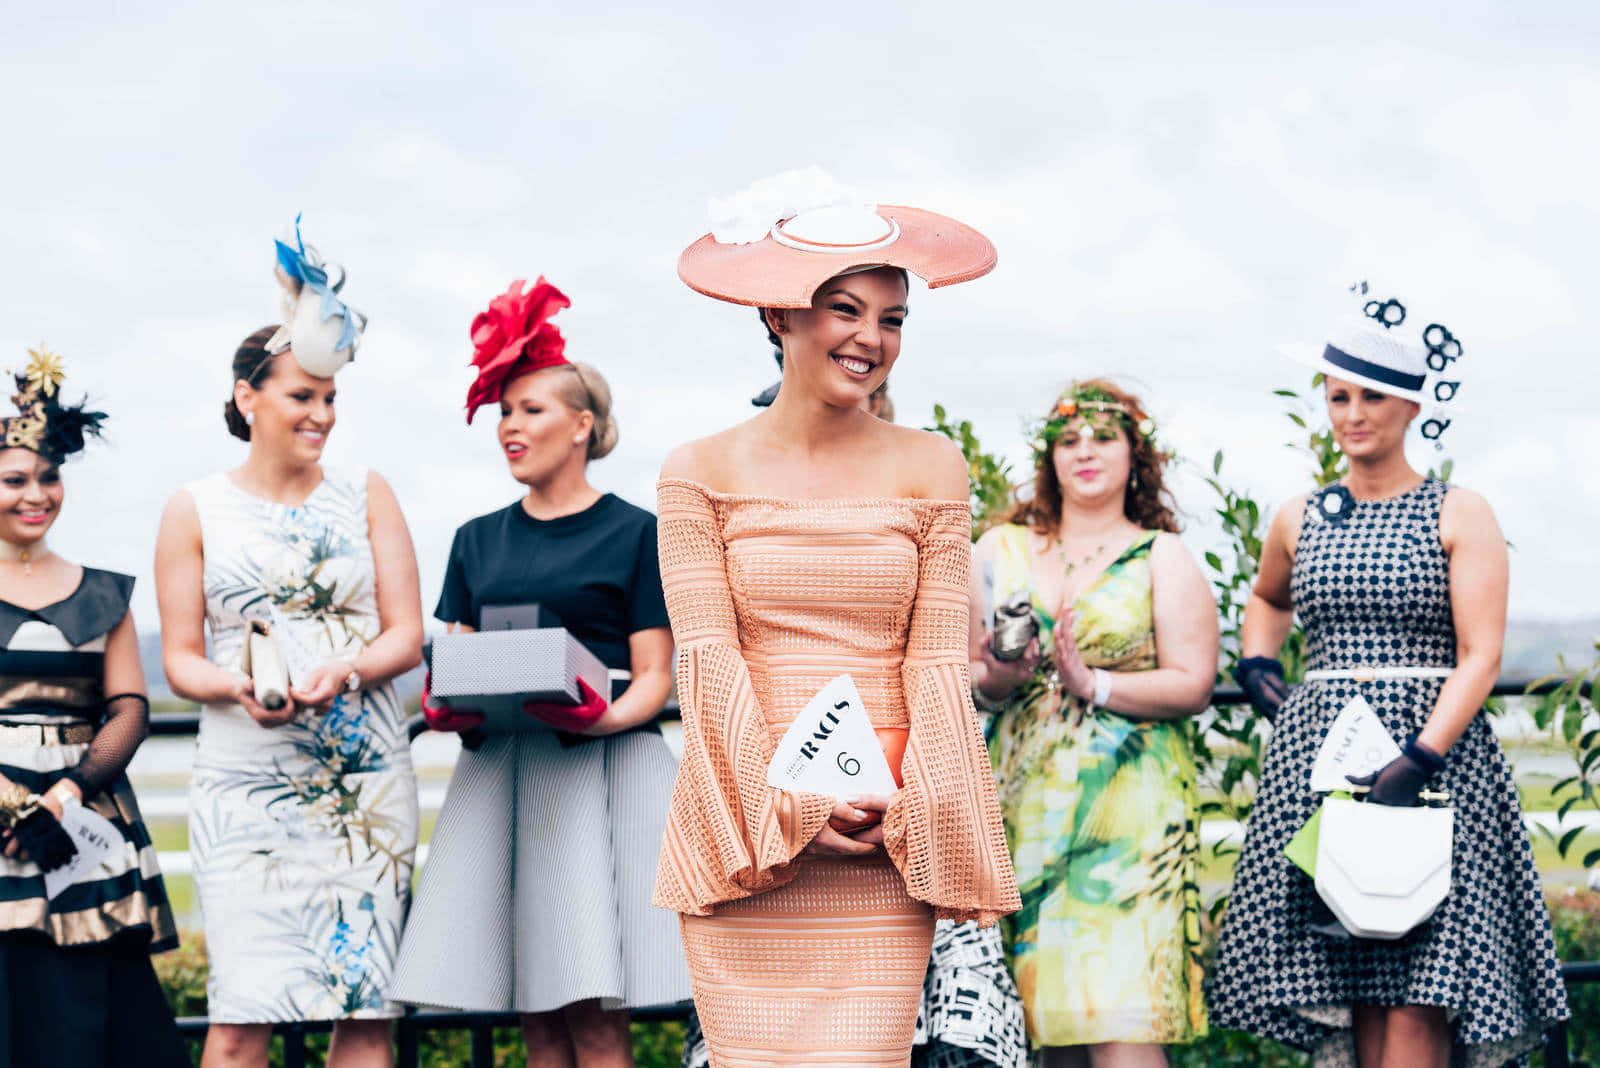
[244,412,255,427]
[1130,471,1140,491]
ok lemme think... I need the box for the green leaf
[1558,824,1585,857]
[1212,450,1223,475]
[1584,846,1600,868]
[1564,700,1585,742]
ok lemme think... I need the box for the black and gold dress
[0,568,184,1068]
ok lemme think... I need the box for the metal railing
[150,676,1597,1064]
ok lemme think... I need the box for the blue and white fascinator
[1278,284,1463,447]
[265,216,367,378]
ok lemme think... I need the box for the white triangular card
[1309,694,1403,793]
[767,674,896,797]
[43,803,124,900]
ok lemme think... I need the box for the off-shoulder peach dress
[653,480,1019,1067]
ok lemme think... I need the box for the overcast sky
[4,1,1597,631]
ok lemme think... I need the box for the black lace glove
[1346,734,1447,807]
[61,693,151,798]
[14,805,77,870]
[1235,657,1289,721]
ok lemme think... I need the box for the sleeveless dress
[1208,479,1570,1067]
[0,570,186,1067]
[391,494,689,1014]
[984,525,1206,1048]
[652,480,1019,1066]
[185,468,419,1022]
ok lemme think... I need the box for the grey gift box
[429,629,609,733]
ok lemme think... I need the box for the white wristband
[1091,668,1112,708]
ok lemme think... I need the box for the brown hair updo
[223,326,279,442]
[1003,377,1180,537]
[548,362,618,461]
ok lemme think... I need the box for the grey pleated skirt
[389,727,689,1013]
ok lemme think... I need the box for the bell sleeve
[882,501,1021,925]
[651,480,836,916]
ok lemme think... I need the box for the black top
[436,494,670,672]
[0,568,146,796]
[0,567,134,649]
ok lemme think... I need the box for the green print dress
[985,524,1205,1048]
[186,468,419,1023]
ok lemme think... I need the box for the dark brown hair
[1002,377,1180,536]
[223,326,279,442]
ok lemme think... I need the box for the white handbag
[1313,796,1453,940]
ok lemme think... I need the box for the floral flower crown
[1030,383,1158,464]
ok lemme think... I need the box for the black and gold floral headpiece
[1030,382,1159,464]
[0,348,106,464]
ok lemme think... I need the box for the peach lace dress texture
[653,479,1019,1065]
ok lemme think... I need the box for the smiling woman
[655,178,1019,1066]
[153,226,423,1068]
[0,348,187,1068]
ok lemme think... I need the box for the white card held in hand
[1310,695,1403,793]
[43,803,124,900]
[767,674,897,797]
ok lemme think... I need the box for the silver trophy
[990,591,1039,662]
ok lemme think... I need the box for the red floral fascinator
[465,278,571,423]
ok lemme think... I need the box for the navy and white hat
[1280,318,1435,405]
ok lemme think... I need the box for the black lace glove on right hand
[1235,657,1289,722]
[1346,735,1446,807]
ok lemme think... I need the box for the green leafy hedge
[155,895,1599,1066]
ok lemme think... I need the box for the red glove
[421,672,486,733]
[522,677,607,733]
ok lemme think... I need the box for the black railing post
[397,1013,420,1068]
[282,1025,307,1068]
[472,1022,494,1067]
[1545,1019,1570,1068]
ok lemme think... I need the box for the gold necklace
[0,540,47,576]
[1056,539,1107,576]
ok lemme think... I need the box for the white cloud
[3,0,1598,634]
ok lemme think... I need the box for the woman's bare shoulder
[880,424,965,499]
[659,425,752,487]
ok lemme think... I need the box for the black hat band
[1322,344,1425,393]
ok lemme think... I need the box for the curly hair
[1002,377,1180,536]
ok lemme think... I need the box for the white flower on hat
[708,166,872,245]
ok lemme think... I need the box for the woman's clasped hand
[811,793,893,855]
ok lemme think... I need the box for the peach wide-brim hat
[677,203,997,309]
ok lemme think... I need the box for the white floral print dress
[186,467,419,1022]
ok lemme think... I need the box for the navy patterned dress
[1208,479,1569,1067]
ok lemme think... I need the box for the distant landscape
[135,617,1600,706]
